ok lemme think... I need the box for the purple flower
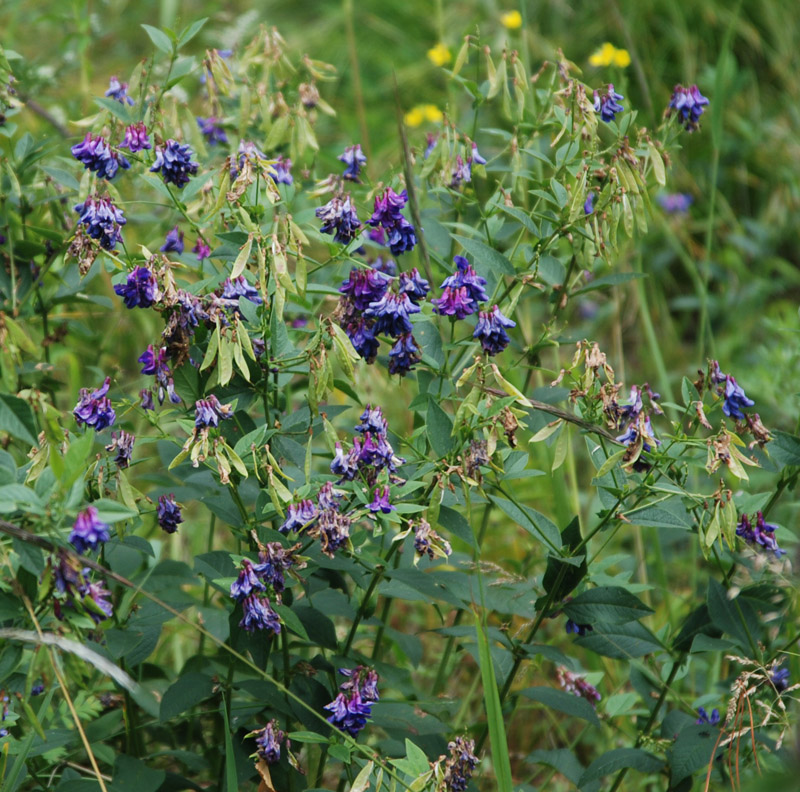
[565,618,592,637]
[140,389,155,411]
[253,542,296,595]
[696,707,720,726]
[398,268,430,304]
[324,667,379,737]
[722,376,754,420]
[316,195,362,244]
[105,76,134,105]
[157,494,183,534]
[413,518,452,559]
[443,737,478,792]
[473,305,516,355]
[82,578,114,622]
[74,376,116,431]
[356,404,388,435]
[668,84,709,132]
[120,122,150,152]
[230,559,267,601]
[339,144,367,181]
[557,666,601,705]
[138,345,180,405]
[584,191,595,215]
[253,720,285,764]
[450,155,471,188]
[71,133,131,180]
[113,266,159,309]
[441,255,489,303]
[736,511,786,557]
[368,188,417,256]
[339,266,391,311]
[220,275,263,310]
[74,196,126,250]
[196,116,228,145]
[279,499,318,534]
[658,193,693,213]
[272,156,293,185]
[388,333,421,375]
[371,255,396,275]
[343,317,379,362]
[317,508,352,557]
[69,506,111,554]
[160,225,185,254]
[771,665,790,693]
[194,394,233,428]
[193,239,211,260]
[150,140,199,188]
[239,594,281,633]
[424,133,438,159]
[593,84,625,122]
[368,485,394,513]
[317,482,340,511]
[432,286,476,319]
[105,430,135,469]
[471,142,487,165]
[364,292,420,336]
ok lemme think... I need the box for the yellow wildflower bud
[500,10,523,29]
[427,42,452,67]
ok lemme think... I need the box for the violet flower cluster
[413,518,452,560]
[68,506,111,554]
[114,265,160,309]
[367,187,417,256]
[316,194,361,244]
[557,666,601,706]
[339,144,366,181]
[324,666,379,738]
[709,360,756,421]
[196,116,228,145]
[105,431,135,469]
[736,511,786,558]
[593,84,624,122]
[157,494,183,534]
[251,720,287,764]
[120,122,150,152]
[71,133,131,180]
[279,482,352,558]
[442,737,479,792]
[668,84,709,132]
[74,196,126,250]
[607,384,661,454]
[150,140,199,188]
[139,345,181,405]
[49,549,113,623]
[73,376,116,431]
[449,142,486,189]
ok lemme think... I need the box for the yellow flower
[500,10,523,29]
[422,104,443,123]
[427,42,452,67]
[404,107,425,127]
[589,42,631,68]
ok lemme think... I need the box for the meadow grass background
[2,0,800,788]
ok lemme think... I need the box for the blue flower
[356,404,388,435]
[388,333,421,375]
[317,508,352,557]
[82,578,114,623]
[593,84,625,122]
[194,395,233,428]
[105,76,134,105]
[239,594,281,633]
[140,389,155,411]
[471,142,487,165]
[150,140,199,188]
[722,376,754,420]
[343,317,379,362]
[339,143,367,181]
[316,195,362,244]
[253,542,296,595]
[450,154,472,188]
[736,511,786,557]
[105,430,135,469]
[474,305,516,355]
[138,345,180,405]
[279,499,318,534]
[193,240,211,260]
[424,133,438,159]
[364,292,420,336]
[157,494,183,534]
[113,266,159,308]
[398,268,430,304]
[160,225,184,254]
[331,440,361,481]
[771,665,790,693]
[69,506,111,554]
[120,122,150,152]
[696,707,720,726]
[74,196,126,250]
[441,256,489,304]
[324,667,379,737]
[432,286,476,319]
[668,84,709,132]
[339,267,391,311]
[658,193,693,213]
[71,133,131,180]
[220,276,262,310]
[73,376,116,431]
[368,188,417,255]
[253,720,285,764]
[273,155,293,185]
[196,116,228,145]
[584,192,595,215]
[230,559,267,601]
[368,486,395,513]
[413,518,452,559]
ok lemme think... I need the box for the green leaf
[521,686,600,727]
[220,694,238,792]
[623,502,692,530]
[541,516,586,602]
[141,24,174,54]
[489,495,561,552]
[667,725,720,784]
[178,17,208,46]
[94,96,134,124]
[452,233,515,275]
[768,430,800,468]
[40,165,80,191]
[274,604,309,640]
[160,673,214,721]
[575,621,663,659]
[578,747,662,786]
[286,731,329,744]
[573,272,647,296]
[563,586,654,625]
[0,394,37,446]
[426,400,454,457]
[91,498,138,524]
[475,615,514,792]
[706,579,758,651]
[112,754,166,792]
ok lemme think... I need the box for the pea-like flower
[473,305,516,355]
[557,666,601,706]
[160,225,184,254]
[157,494,183,534]
[105,76,134,105]
[443,737,479,792]
[119,122,150,152]
[593,84,624,122]
[71,133,131,180]
[74,196,126,250]
[368,188,417,256]
[771,664,790,693]
[150,140,199,188]
[252,720,286,764]
[192,240,211,260]
[113,266,160,309]
[338,143,367,182]
[364,292,420,336]
[413,518,452,559]
[220,276,263,310]
[273,156,293,185]
[230,559,267,601]
[69,506,111,554]
[339,267,391,311]
[279,499,319,534]
[342,317,379,362]
[397,268,430,303]
[196,116,228,145]
[324,666,379,737]
[658,193,693,213]
[736,511,786,557]
[73,376,116,431]
[696,707,720,726]
[368,485,395,513]
[194,395,234,428]
[239,594,281,633]
[388,333,422,376]
[316,195,362,244]
[105,430,135,469]
[668,84,709,132]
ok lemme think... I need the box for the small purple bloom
[239,594,281,633]
[368,485,394,513]
[196,116,228,145]
[220,275,263,309]
[150,140,199,188]
[339,144,367,181]
[364,292,420,336]
[584,191,595,215]
[230,559,267,601]
[722,376,754,420]
[105,76,134,105]
[668,84,709,132]
[138,345,178,405]
[160,225,185,255]
[441,255,489,304]
[253,542,296,595]
[192,239,211,260]
[113,266,160,309]
[424,133,438,159]
[398,268,430,304]
[71,133,131,180]
[356,404,387,435]
[324,666,379,737]
[658,193,693,213]
[473,305,516,355]
[105,430,135,469]
[413,518,452,559]
[343,317,379,362]
[331,441,360,481]
[388,333,421,375]
[273,156,293,185]
[316,195,362,244]
[317,482,341,511]
[339,266,391,311]
[471,142,487,165]
[119,122,150,152]
[74,195,126,250]
[253,720,285,764]
[31,685,45,696]
[69,506,111,554]
[593,84,625,122]
[432,286,475,319]
[157,494,183,534]
[450,154,472,188]
[279,499,318,534]
[74,376,116,431]
[565,618,593,637]
[368,188,417,256]
[140,389,155,411]
[317,508,352,557]
[82,578,114,622]
[194,394,234,428]
[736,511,786,557]
[696,707,720,726]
